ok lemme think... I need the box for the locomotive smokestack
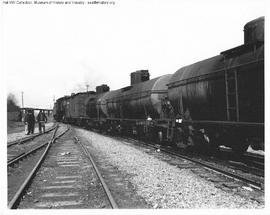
[130,70,150,85]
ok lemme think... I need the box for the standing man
[36,110,47,133]
[30,109,35,134]
[24,109,35,135]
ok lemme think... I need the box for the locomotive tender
[53,17,264,153]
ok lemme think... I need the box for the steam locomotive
[53,17,264,153]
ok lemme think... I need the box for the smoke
[69,60,104,94]
[71,83,89,94]
[7,93,20,112]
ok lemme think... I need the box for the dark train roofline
[244,16,264,29]
[70,91,96,98]
[220,42,263,56]
[56,91,96,102]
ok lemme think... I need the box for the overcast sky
[2,0,267,109]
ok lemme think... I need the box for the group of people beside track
[24,110,48,135]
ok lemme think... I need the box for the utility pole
[21,91,24,122]
[21,91,24,108]
[52,96,55,115]
[86,84,89,92]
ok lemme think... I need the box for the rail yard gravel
[76,128,263,209]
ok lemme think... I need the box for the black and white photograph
[1,0,268,214]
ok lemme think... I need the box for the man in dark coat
[36,110,47,133]
[24,109,35,135]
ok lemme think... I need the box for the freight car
[83,71,173,137]
[96,71,172,137]
[53,17,264,153]
[166,17,264,152]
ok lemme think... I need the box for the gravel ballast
[76,128,263,209]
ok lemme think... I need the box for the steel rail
[74,136,118,209]
[141,136,263,189]
[73,127,264,190]
[219,148,264,171]
[244,152,264,160]
[8,152,25,164]
[8,141,49,166]
[7,124,57,147]
[141,142,264,190]
[8,125,69,209]
[93,130,264,190]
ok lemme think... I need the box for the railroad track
[8,125,69,209]
[134,141,264,190]
[240,152,264,170]
[7,125,58,164]
[72,127,264,206]
[73,126,264,191]
[82,130,264,191]
[8,142,50,167]
[7,124,57,148]
[155,146,264,179]
[74,136,118,209]
[217,147,264,176]
[13,126,122,209]
[219,147,264,168]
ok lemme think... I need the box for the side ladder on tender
[225,69,240,121]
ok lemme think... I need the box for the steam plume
[7,93,20,112]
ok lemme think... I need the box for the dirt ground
[7,121,26,134]
[7,115,54,134]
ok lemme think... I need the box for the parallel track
[7,125,58,165]
[74,136,118,209]
[219,147,264,174]
[8,125,69,209]
[138,141,264,190]
[75,126,264,190]
[8,141,50,166]
[7,125,57,148]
